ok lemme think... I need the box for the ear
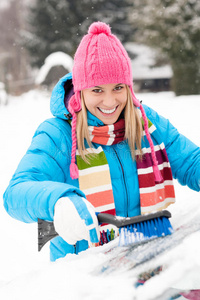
[68,92,82,114]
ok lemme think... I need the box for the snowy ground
[0,89,199,300]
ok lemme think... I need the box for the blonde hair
[76,85,142,162]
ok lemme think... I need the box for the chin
[101,117,119,125]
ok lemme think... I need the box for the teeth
[99,107,117,114]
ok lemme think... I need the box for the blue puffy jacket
[3,73,200,261]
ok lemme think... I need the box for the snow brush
[38,210,173,251]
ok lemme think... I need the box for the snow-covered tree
[132,0,200,95]
[0,0,30,93]
[24,0,135,68]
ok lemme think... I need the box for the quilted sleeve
[3,118,85,223]
[144,105,200,192]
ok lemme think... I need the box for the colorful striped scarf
[76,146,116,216]
[88,118,125,145]
[75,117,175,216]
[136,116,175,214]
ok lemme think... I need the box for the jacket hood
[50,72,73,120]
[50,72,104,126]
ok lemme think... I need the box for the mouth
[98,105,118,115]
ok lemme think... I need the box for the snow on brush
[0,90,200,300]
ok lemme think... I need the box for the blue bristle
[135,223,140,242]
[153,219,158,236]
[124,226,128,245]
[128,225,133,245]
[149,219,156,238]
[137,222,145,242]
[154,218,162,237]
[143,221,149,238]
[148,221,153,237]
[157,217,164,236]
[119,227,125,246]
[147,220,152,237]
[163,217,174,235]
[118,215,173,246]
[140,221,145,237]
[125,226,129,245]
[162,218,167,234]
[130,224,133,244]
[149,221,153,237]
[132,225,138,243]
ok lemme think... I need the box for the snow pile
[0,90,200,300]
[35,52,74,85]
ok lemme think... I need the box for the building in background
[126,43,173,93]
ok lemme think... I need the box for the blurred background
[0,0,200,103]
[0,2,200,297]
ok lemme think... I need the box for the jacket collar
[87,110,104,126]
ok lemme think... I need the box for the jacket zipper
[113,148,128,217]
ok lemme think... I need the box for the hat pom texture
[88,22,111,35]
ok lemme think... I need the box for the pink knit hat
[68,21,162,182]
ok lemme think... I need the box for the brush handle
[38,210,171,251]
[38,213,117,251]
[98,210,171,227]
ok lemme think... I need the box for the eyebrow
[94,83,123,88]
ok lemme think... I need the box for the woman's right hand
[54,196,100,245]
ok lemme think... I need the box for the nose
[102,91,116,108]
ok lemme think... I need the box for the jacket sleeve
[3,118,85,223]
[144,105,200,192]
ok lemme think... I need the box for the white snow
[0,82,8,105]
[0,89,200,300]
[35,52,74,85]
[126,43,173,80]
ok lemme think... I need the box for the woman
[3,22,200,262]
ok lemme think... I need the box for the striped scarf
[88,118,125,145]
[76,147,116,216]
[76,117,175,216]
[136,117,175,214]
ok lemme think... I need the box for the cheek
[119,90,128,104]
[83,95,99,111]
[120,95,128,107]
[82,92,91,109]
[85,99,94,111]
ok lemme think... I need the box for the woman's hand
[54,196,100,245]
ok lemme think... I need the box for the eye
[92,88,102,93]
[114,85,124,91]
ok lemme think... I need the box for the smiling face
[82,83,127,125]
